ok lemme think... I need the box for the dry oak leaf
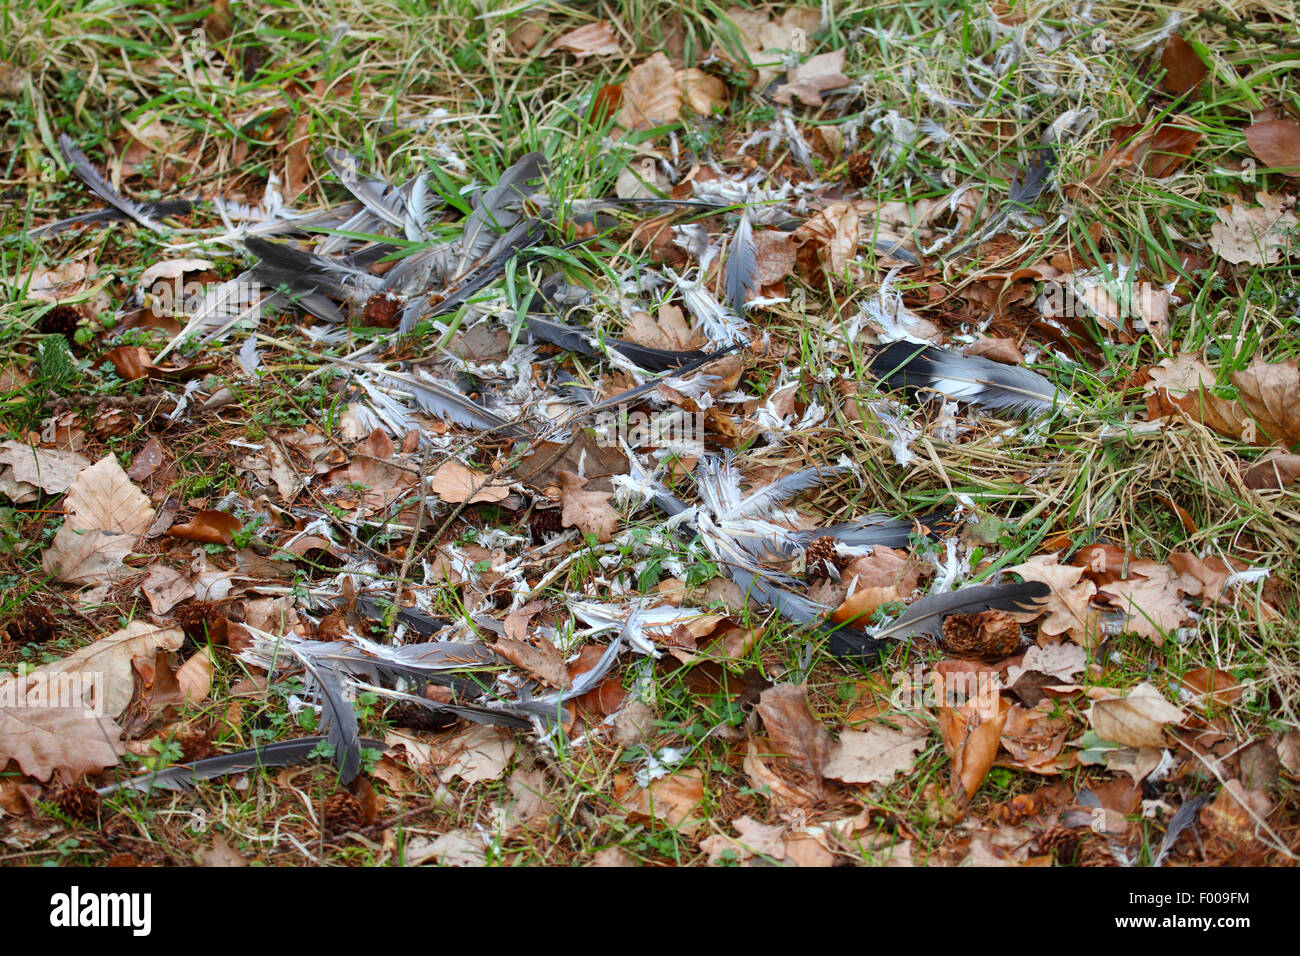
[427,460,510,504]
[1244,120,1300,178]
[701,815,787,865]
[1006,554,1100,645]
[0,441,91,495]
[557,470,619,542]
[544,20,622,58]
[822,722,928,785]
[677,68,728,115]
[42,454,153,585]
[773,50,849,106]
[1089,682,1185,748]
[756,683,832,785]
[1097,566,1190,642]
[1209,191,1297,265]
[0,705,125,782]
[491,635,568,689]
[1243,451,1300,490]
[620,52,680,132]
[167,509,242,545]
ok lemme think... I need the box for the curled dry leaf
[1089,682,1185,748]
[557,470,618,542]
[167,509,242,545]
[1243,452,1300,490]
[544,20,622,58]
[793,201,859,276]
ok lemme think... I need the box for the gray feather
[296,654,362,784]
[455,152,549,274]
[96,736,385,795]
[869,342,1065,415]
[724,214,759,314]
[789,515,918,550]
[324,148,410,230]
[873,581,1050,642]
[734,465,839,518]
[56,134,164,233]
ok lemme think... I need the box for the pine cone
[941,610,1023,659]
[846,151,873,188]
[388,700,457,733]
[322,791,363,834]
[803,536,846,577]
[173,600,228,646]
[176,726,215,763]
[38,303,81,339]
[1037,823,1082,863]
[530,507,564,542]
[361,292,401,328]
[7,603,57,644]
[50,782,101,823]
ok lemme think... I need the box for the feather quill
[324,148,410,230]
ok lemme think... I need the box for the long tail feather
[724,214,759,314]
[96,736,385,795]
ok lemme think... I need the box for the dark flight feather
[96,736,386,795]
[868,342,1065,416]
[56,134,165,232]
[872,580,1051,643]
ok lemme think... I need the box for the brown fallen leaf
[492,635,568,688]
[432,724,516,784]
[793,201,859,276]
[1244,119,1300,178]
[1006,554,1101,645]
[42,455,154,586]
[948,704,1007,800]
[544,20,622,58]
[0,705,126,782]
[1181,667,1243,707]
[1243,451,1300,489]
[756,683,831,790]
[427,460,510,504]
[1161,35,1207,95]
[773,50,849,106]
[0,441,91,496]
[822,722,928,785]
[620,52,680,132]
[1097,567,1190,642]
[1209,191,1298,265]
[1089,682,1185,748]
[167,509,242,545]
[615,768,705,830]
[558,470,618,542]
[677,68,728,115]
